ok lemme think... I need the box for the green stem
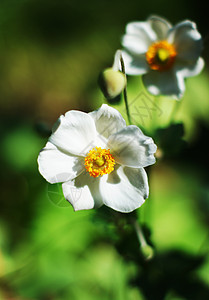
[120,54,132,125]
[131,218,147,247]
[130,216,154,260]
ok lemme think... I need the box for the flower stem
[132,218,147,247]
[119,54,132,125]
[131,217,154,260]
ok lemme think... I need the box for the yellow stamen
[95,156,105,167]
[85,147,115,178]
[146,40,177,71]
[157,48,170,62]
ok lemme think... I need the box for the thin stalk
[131,217,154,260]
[131,218,147,247]
[120,54,132,125]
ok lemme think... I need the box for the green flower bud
[98,68,126,100]
[141,244,154,261]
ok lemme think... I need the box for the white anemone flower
[122,15,204,99]
[38,104,157,213]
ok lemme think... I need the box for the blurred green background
[0,0,209,299]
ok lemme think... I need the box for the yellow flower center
[146,40,177,71]
[85,147,115,178]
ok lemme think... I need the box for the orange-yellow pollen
[146,40,177,71]
[85,147,115,178]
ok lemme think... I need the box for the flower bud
[98,68,126,100]
[141,244,154,260]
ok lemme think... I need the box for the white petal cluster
[122,16,204,99]
[38,104,157,213]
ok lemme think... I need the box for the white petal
[143,70,185,99]
[112,49,123,71]
[122,22,156,56]
[122,51,149,75]
[125,21,157,44]
[99,166,149,213]
[122,34,150,54]
[89,104,126,139]
[49,110,97,156]
[168,21,203,61]
[175,57,204,78]
[62,172,103,211]
[38,142,84,184]
[148,15,172,40]
[107,125,157,168]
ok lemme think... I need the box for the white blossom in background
[121,15,204,99]
[38,104,157,213]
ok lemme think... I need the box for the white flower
[122,15,204,99]
[38,104,157,213]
